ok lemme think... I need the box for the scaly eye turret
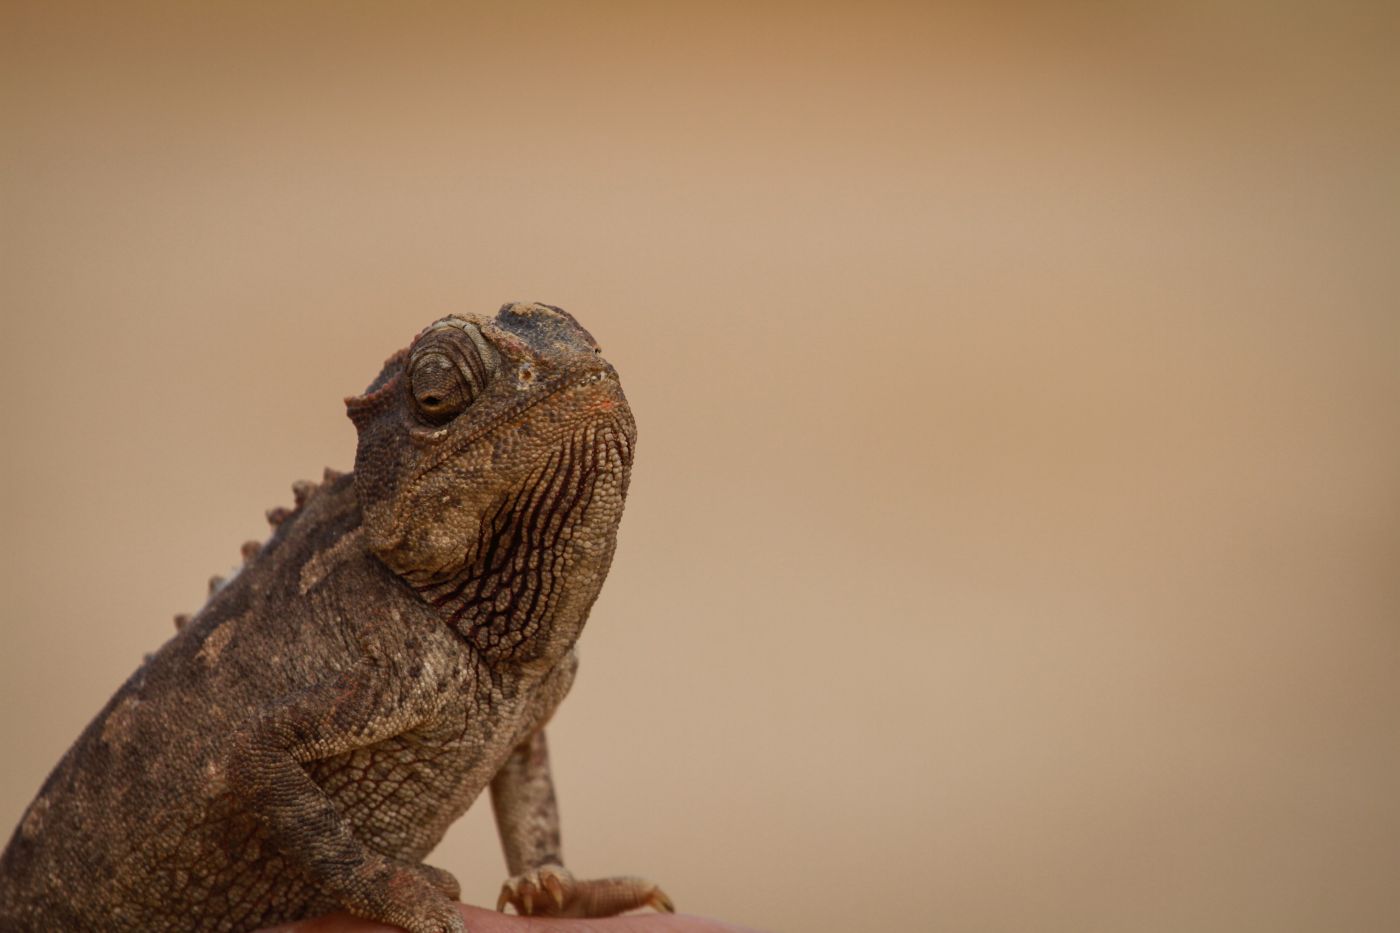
[407,320,499,425]
[410,352,471,424]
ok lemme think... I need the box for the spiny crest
[175,468,346,631]
[265,467,343,528]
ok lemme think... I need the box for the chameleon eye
[406,319,499,426]
[410,353,471,424]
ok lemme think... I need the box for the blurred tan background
[3,2,1398,931]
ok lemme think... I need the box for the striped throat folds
[345,302,636,598]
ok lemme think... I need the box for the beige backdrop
[3,3,1398,931]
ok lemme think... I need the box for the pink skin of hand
[257,903,758,933]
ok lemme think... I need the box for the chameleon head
[345,302,636,586]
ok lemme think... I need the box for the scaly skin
[0,303,669,932]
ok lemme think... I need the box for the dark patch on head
[495,302,599,355]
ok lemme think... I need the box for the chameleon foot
[400,859,462,901]
[343,857,466,933]
[496,864,674,918]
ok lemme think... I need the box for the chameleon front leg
[228,657,464,933]
[490,728,673,918]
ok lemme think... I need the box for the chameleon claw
[543,871,565,909]
[521,888,534,915]
[496,886,512,913]
[651,888,676,913]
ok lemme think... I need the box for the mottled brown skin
[0,303,669,932]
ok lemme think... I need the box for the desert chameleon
[0,302,670,932]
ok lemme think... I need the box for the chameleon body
[0,303,669,932]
